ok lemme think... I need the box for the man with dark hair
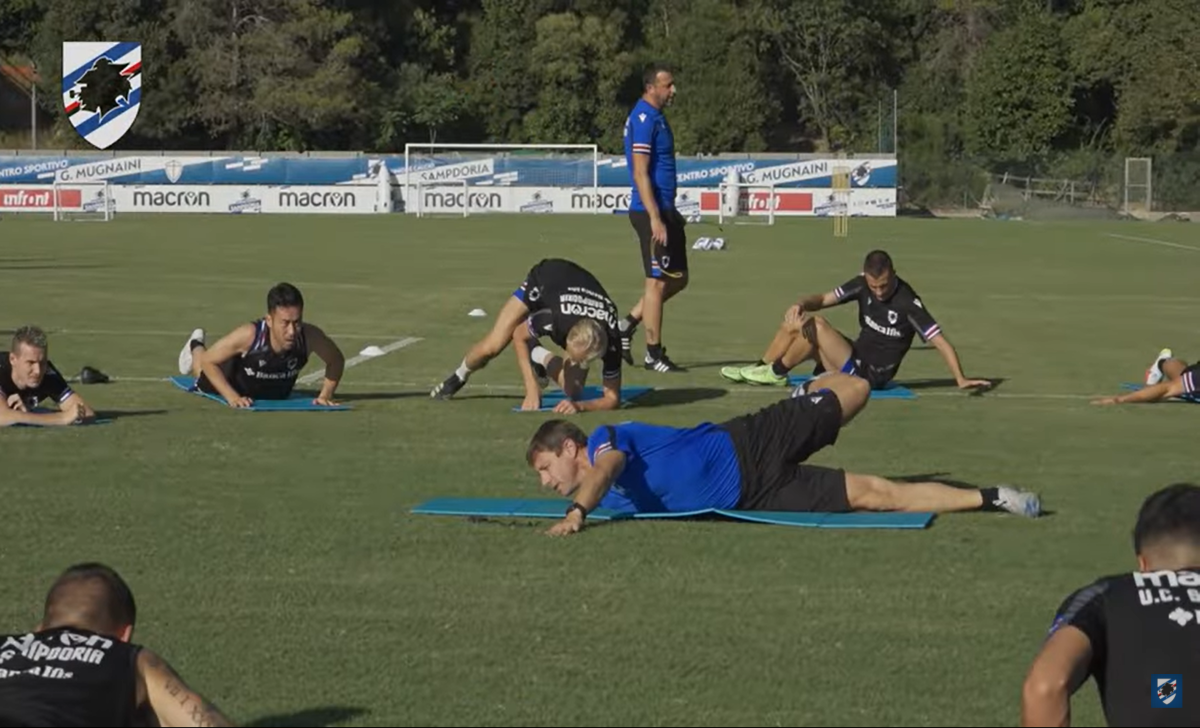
[1021,483,1200,726]
[431,258,625,414]
[525,372,1041,536]
[722,250,991,391]
[177,282,345,408]
[618,61,688,374]
[1092,347,1199,405]
[0,325,95,427]
[0,562,233,726]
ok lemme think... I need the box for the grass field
[0,211,1196,727]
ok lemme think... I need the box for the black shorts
[812,338,900,390]
[196,359,240,396]
[719,392,850,513]
[629,208,688,279]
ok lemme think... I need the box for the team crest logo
[1153,674,1182,708]
[887,310,898,325]
[164,159,182,183]
[62,42,141,149]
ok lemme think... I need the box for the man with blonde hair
[432,258,625,413]
[0,325,96,427]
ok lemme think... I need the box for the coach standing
[618,62,687,374]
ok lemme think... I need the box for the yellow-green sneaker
[720,365,750,383]
[740,364,788,386]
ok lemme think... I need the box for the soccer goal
[53,180,114,222]
[717,181,778,226]
[402,143,599,216]
[1123,157,1153,217]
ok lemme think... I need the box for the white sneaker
[992,486,1042,518]
[1145,348,1172,385]
[178,328,205,375]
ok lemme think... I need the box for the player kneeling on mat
[527,372,1042,536]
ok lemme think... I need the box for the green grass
[0,212,1196,726]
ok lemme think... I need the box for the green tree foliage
[3,0,1197,206]
[962,9,1073,170]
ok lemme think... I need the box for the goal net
[53,180,114,222]
[715,168,777,226]
[402,143,599,216]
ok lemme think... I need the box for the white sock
[455,359,472,380]
[530,346,552,367]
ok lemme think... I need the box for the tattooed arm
[138,649,234,727]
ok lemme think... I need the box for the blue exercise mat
[1120,382,1200,403]
[787,375,917,400]
[411,497,935,529]
[10,408,113,427]
[169,376,351,411]
[512,385,655,412]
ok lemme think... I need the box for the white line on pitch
[1105,233,1200,253]
[297,337,422,384]
[48,329,407,340]
[72,375,1114,401]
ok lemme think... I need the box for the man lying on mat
[1092,347,1199,405]
[0,325,94,427]
[431,257,624,414]
[721,249,990,392]
[177,282,345,408]
[526,372,1042,536]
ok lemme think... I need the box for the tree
[642,0,776,154]
[756,0,895,150]
[962,9,1073,170]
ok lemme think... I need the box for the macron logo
[638,113,647,123]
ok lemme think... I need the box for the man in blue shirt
[618,62,688,375]
[525,373,1043,536]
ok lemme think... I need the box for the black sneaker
[430,373,465,400]
[620,327,636,365]
[531,361,549,389]
[644,348,685,373]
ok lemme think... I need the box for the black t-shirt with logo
[1048,569,1200,726]
[0,354,75,410]
[0,627,142,727]
[829,275,942,369]
[515,258,622,380]
[226,319,311,399]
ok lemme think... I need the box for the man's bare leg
[845,473,1041,517]
[432,296,528,399]
[628,274,688,370]
[739,315,857,386]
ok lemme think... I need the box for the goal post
[717,183,778,226]
[402,143,599,215]
[53,180,113,222]
[1123,157,1153,217]
[716,167,777,226]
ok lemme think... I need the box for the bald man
[0,562,234,727]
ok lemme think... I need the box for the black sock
[979,487,1001,511]
[621,315,639,333]
[647,343,663,360]
[771,358,790,377]
[189,339,204,352]
[755,359,767,366]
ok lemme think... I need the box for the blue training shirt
[623,98,677,212]
[586,422,742,514]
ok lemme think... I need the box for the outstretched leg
[432,296,528,399]
[845,473,1042,517]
